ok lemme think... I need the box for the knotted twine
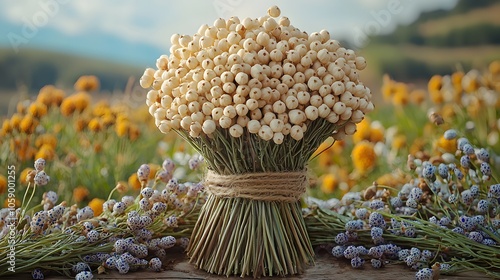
[203,170,308,202]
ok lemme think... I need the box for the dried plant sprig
[0,160,204,278]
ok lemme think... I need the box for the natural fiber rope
[203,170,308,202]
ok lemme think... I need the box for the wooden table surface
[2,252,492,279]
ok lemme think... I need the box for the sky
[0,0,458,67]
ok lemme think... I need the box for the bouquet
[140,5,373,277]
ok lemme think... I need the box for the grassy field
[418,3,500,36]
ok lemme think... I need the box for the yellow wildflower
[19,114,37,134]
[9,113,22,131]
[392,135,407,150]
[352,118,371,143]
[60,97,77,116]
[101,114,115,127]
[451,71,464,96]
[466,96,481,118]
[88,198,105,216]
[73,186,90,203]
[51,87,66,107]
[489,60,500,76]
[320,173,338,194]
[88,118,102,132]
[16,100,29,114]
[436,135,457,154]
[440,104,456,119]
[20,168,34,185]
[351,141,377,174]
[148,164,161,180]
[74,75,100,92]
[92,101,112,117]
[73,92,91,112]
[35,144,56,161]
[36,85,55,107]
[94,143,102,153]
[392,82,409,107]
[0,175,6,195]
[129,124,140,141]
[74,118,88,132]
[28,102,48,119]
[428,75,443,92]
[428,75,443,104]
[2,119,12,134]
[381,74,394,101]
[128,173,142,191]
[35,133,57,149]
[115,121,130,137]
[410,89,426,105]
[462,72,480,93]
[369,127,385,143]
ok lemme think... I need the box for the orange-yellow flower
[451,71,464,95]
[115,121,130,137]
[35,133,57,149]
[73,92,91,112]
[19,114,37,134]
[320,173,338,194]
[88,198,105,216]
[129,124,140,141]
[37,85,54,107]
[94,143,102,153]
[73,186,90,203]
[352,118,371,143]
[20,168,34,185]
[16,101,29,114]
[37,85,66,107]
[35,144,56,161]
[9,113,22,131]
[369,127,384,143]
[148,164,161,180]
[28,102,48,119]
[410,89,426,105]
[51,88,66,107]
[74,75,100,92]
[101,114,115,127]
[462,73,480,93]
[74,118,88,132]
[0,175,6,195]
[60,97,76,116]
[351,141,377,174]
[381,74,395,101]
[390,135,406,150]
[128,173,142,190]
[489,60,500,76]
[2,120,12,134]
[428,75,443,104]
[88,118,102,132]
[436,135,457,154]
[466,96,481,118]
[440,104,456,119]
[92,101,112,117]
[428,75,443,92]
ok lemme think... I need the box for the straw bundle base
[187,194,315,278]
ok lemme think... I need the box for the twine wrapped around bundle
[204,170,308,202]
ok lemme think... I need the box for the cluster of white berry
[141,6,373,144]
